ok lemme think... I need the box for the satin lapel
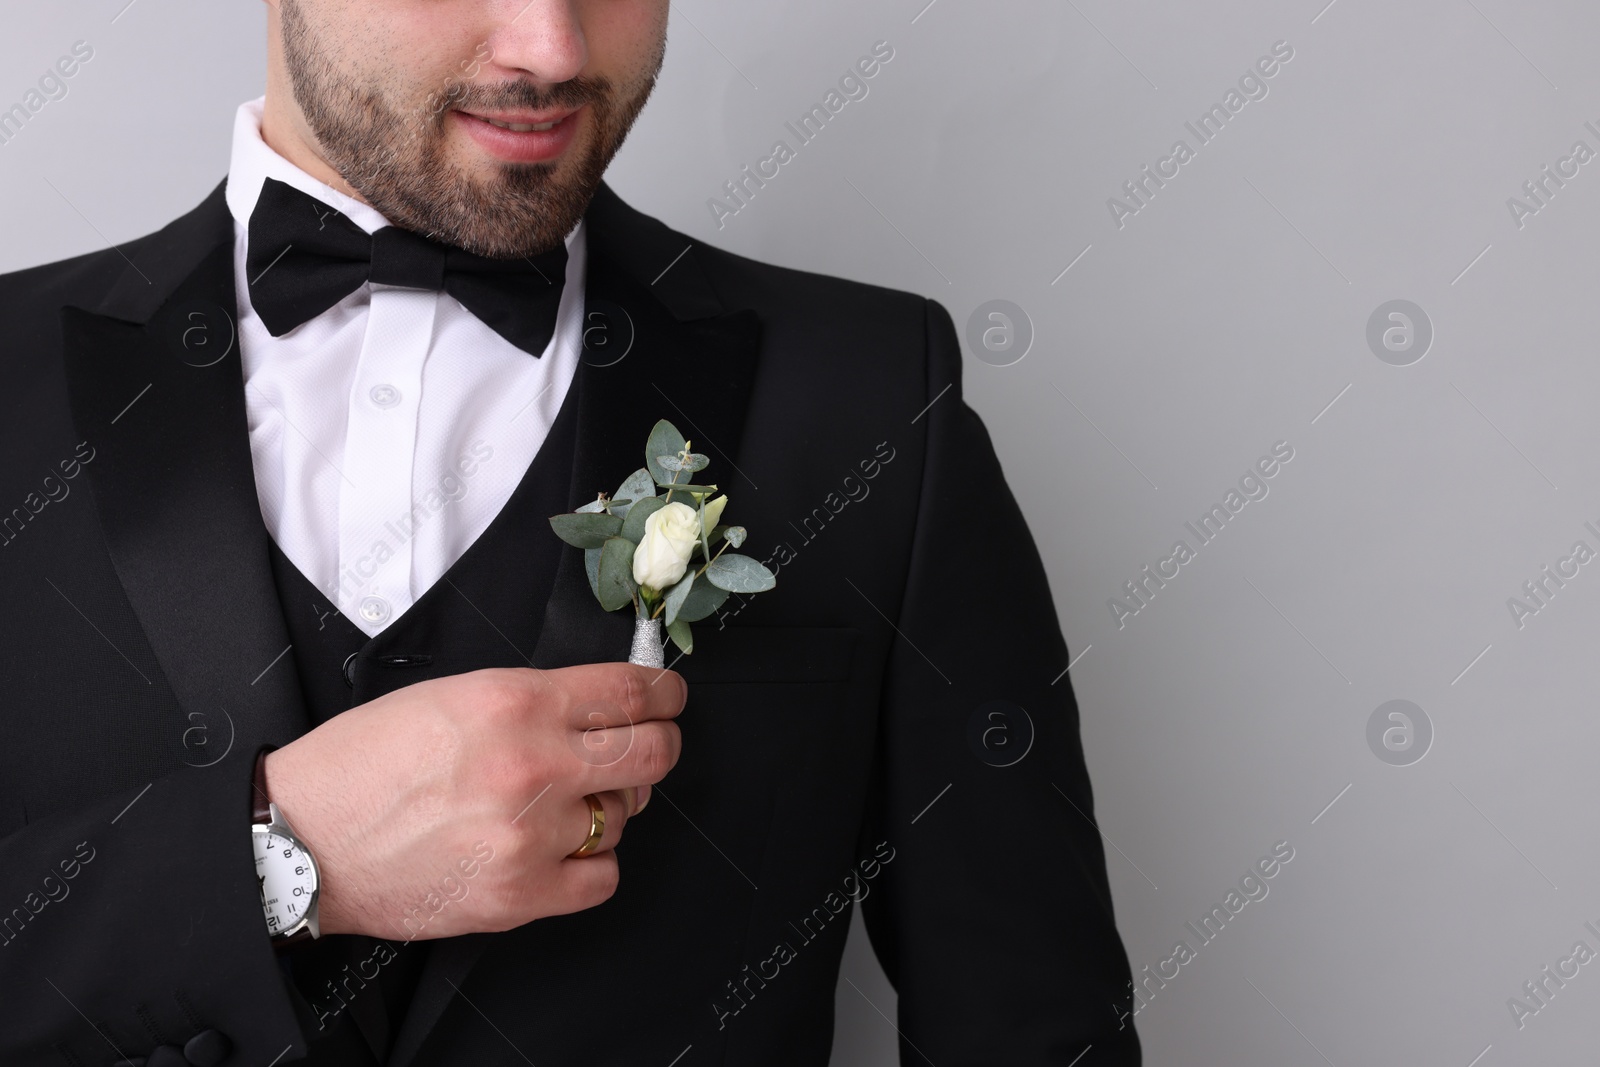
[59,179,310,755]
[387,183,763,1067]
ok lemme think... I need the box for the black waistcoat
[261,359,583,1063]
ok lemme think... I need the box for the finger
[555,662,686,730]
[557,850,620,915]
[571,720,681,795]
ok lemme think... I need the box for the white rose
[633,501,701,592]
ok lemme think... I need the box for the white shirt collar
[225,96,391,235]
[224,94,581,250]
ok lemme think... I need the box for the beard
[278,0,662,259]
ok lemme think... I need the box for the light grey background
[6,1,1599,1063]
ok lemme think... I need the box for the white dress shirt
[223,95,585,638]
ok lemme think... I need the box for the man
[0,1,1139,1064]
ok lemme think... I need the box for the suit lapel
[387,185,764,1067]
[59,178,311,753]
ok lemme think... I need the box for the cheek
[367,12,489,93]
[585,1,669,74]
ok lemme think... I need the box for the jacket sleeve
[0,744,312,1065]
[853,297,1141,1064]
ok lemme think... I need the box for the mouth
[449,104,585,163]
[455,107,579,132]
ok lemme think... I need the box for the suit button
[343,651,358,687]
[146,1046,186,1067]
[183,1029,232,1066]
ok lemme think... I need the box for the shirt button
[369,383,401,408]
[358,595,391,623]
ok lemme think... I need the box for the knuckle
[634,722,677,783]
[617,666,647,721]
[473,670,531,727]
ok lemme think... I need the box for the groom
[0,1,1139,1064]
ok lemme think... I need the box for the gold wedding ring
[569,793,606,858]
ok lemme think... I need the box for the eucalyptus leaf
[584,546,603,600]
[611,468,656,519]
[682,452,711,473]
[596,536,638,611]
[693,527,718,557]
[645,420,688,487]
[657,453,687,472]
[723,526,747,548]
[575,497,607,514]
[666,617,694,654]
[663,571,696,626]
[550,511,624,548]
[655,481,718,495]
[674,575,731,622]
[619,495,668,543]
[704,553,776,594]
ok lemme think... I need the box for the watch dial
[253,831,317,936]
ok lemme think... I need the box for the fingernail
[633,785,651,814]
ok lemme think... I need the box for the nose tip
[478,5,590,88]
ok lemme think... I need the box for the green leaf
[619,495,668,543]
[611,468,656,518]
[674,575,730,622]
[658,451,711,474]
[575,497,607,514]
[663,571,696,626]
[723,526,747,548]
[584,546,602,599]
[645,420,688,487]
[596,536,638,611]
[550,511,624,548]
[704,553,776,594]
[655,481,718,496]
[666,617,694,654]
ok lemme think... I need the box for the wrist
[261,744,358,937]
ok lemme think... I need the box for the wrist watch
[251,746,321,946]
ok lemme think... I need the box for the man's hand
[261,662,685,941]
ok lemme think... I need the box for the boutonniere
[548,419,776,666]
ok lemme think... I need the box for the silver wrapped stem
[629,614,665,668]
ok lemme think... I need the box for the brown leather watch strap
[252,745,276,824]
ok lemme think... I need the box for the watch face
[253,829,318,937]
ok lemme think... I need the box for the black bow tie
[244,177,568,357]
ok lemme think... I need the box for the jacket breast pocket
[677,625,859,686]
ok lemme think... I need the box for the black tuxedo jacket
[0,176,1139,1065]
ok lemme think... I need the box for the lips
[450,105,583,164]
[456,107,578,131]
